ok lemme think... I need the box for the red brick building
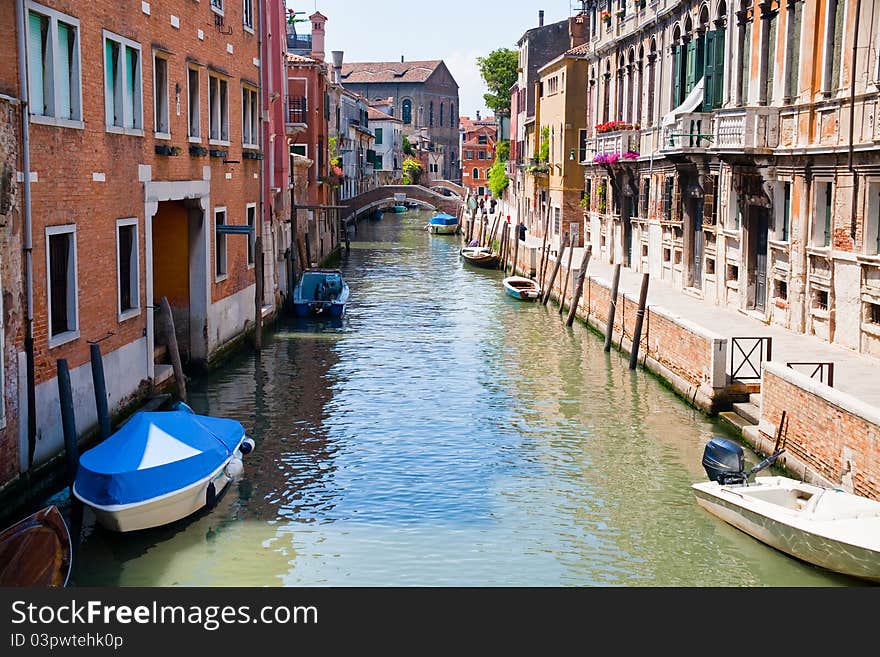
[460,114,497,198]
[0,0,263,480]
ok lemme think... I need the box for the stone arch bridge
[340,185,464,224]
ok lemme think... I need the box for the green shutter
[672,45,681,107]
[106,40,117,125]
[124,47,136,128]
[374,127,383,145]
[686,39,696,95]
[704,31,716,110]
[714,29,725,110]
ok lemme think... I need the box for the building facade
[339,59,460,182]
[367,106,402,186]
[460,114,497,198]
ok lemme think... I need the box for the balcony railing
[713,107,779,151]
[593,129,640,158]
[662,112,713,153]
[286,96,307,126]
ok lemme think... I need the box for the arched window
[429,101,434,127]
[440,103,444,127]
[402,99,412,124]
[450,103,455,127]
[472,168,479,179]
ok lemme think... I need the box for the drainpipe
[255,0,265,349]
[15,0,36,470]
[848,0,862,243]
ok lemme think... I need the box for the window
[116,219,139,319]
[578,129,588,162]
[209,74,229,143]
[402,99,412,124]
[472,168,479,179]
[554,207,561,235]
[214,208,227,279]
[210,0,224,14]
[478,151,486,160]
[813,288,829,311]
[290,144,307,156]
[866,182,880,255]
[46,225,78,344]
[104,31,142,133]
[774,279,788,301]
[242,86,259,147]
[640,178,650,218]
[429,101,434,127]
[823,0,845,94]
[780,182,791,241]
[813,181,833,247]
[374,127,383,145]
[785,1,802,100]
[450,103,455,127]
[243,0,254,30]
[478,186,485,196]
[246,204,256,267]
[583,179,592,211]
[867,302,880,325]
[188,67,200,140]
[440,103,444,127]
[464,150,473,159]
[153,53,169,137]
[762,9,778,105]
[27,4,82,124]
[663,177,674,222]
[478,135,488,145]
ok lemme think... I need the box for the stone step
[749,393,762,406]
[732,401,761,426]
[719,411,752,433]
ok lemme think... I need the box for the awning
[663,77,704,126]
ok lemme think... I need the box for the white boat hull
[428,223,458,234]
[693,476,880,582]
[75,447,246,533]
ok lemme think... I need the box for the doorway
[751,207,769,313]
[623,196,634,267]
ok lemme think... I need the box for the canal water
[70,209,857,586]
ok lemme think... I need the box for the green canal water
[69,209,859,586]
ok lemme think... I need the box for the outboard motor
[702,438,747,485]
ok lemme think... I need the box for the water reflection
[70,210,861,586]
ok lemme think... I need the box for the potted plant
[155,144,181,156]
[601,10,612,25]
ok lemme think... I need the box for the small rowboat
[460,246,499,269]
[0,506,72,587]
[503,276,541,301]
[693,436,880,582]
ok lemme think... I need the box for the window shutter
[686,39,696,95]
[57,23,73,120]
[106,40,117,125]
[28,13,46,116]
[703,31,715,110]
[672,45,681,107]
[714,29,725,110]
[124,47,136,129]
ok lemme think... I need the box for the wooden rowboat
[0,505,72,587]
[502,276,541,301]
[460,246,500,269]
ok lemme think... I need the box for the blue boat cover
[74,409,244,506]
[430,213,458,226]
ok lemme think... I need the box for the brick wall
[760,363,880,500]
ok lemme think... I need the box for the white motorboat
[73,402,255,532]
[693,435,880,582]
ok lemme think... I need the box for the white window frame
[116,218,141,321]
[811,178,834,249]
[290,144,308,157]
[153,51,170,139]
[208,72,230,145]
[187,65,201,142]
[246,203,257,268]
[242,85,259,148]
[45,224,79,348]
[210,0,224,16]
[214,207,228,282]
[243,0,254,33]
[103,29,143,135]
[865,179,880,256]
[26,2,83,128]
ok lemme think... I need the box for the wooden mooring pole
[511,224,520,276]
[57,356,83,561]
[542,232,569,306]
[565,245,593,327]
[89,343,111,441]
[159,296,187,402]
[537,206,551,288]
[254,235,264,351]
[558,234,576,315]
[604,263,622,353]
[629,273,650,370]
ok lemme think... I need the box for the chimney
[309,12,326,62]
[538,10,544,27]
[476,110,481,121]
[401,55,405,63]
[569,15,587,48]
[331,50,344,84]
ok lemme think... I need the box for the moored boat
[460,246,500,269]
[692,436,880,582]
[427,212,459,235]
[502,276,541,300]
[391,204,407,213]
[292,269,349,319]
[0,506,72,586]
[73,403,255,532]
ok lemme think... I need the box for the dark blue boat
[292,269,349,319]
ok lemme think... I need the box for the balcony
[285,95,307,135]
[712,107,779,152]
[591,128,640,162]
[661,112,713,154]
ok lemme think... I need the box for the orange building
[460,114,497,198]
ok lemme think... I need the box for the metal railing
[786,362,834,388]
[730,336,773,381]
[287,96,307,125]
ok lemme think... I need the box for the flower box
[155,144,181,156]
[189,145,208,157]
[209,149,228,159]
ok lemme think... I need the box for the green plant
[597,182,607,213]
[402,135,414,156]
[539,126,550,163]
[476,48,519,115]
[402,157,423,185]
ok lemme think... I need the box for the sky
[286,1,579,119]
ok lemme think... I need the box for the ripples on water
[71,210,859,587]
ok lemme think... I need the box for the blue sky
[286,1,575,119]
